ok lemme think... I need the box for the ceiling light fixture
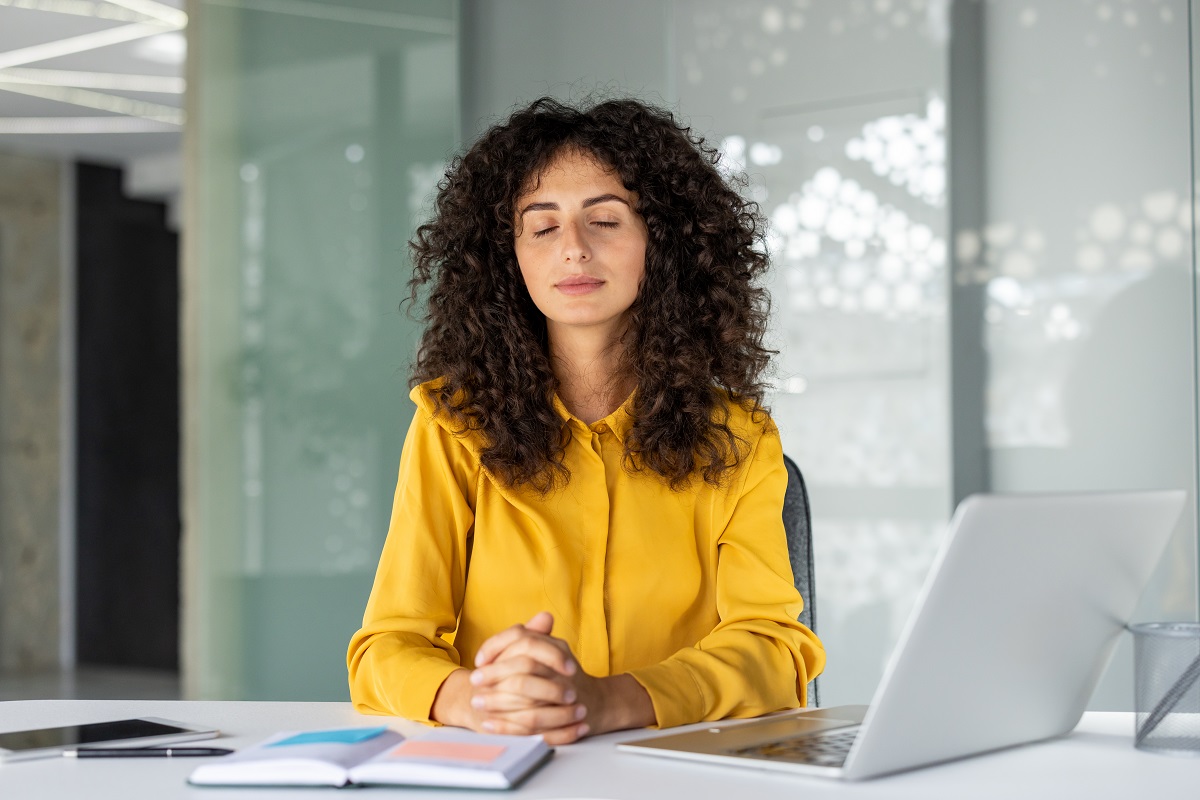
[0,80,182,123]
[0,115,178,133]
[0,21,180,71]
[104,0,187,27]
[0,67,184,93]
[131,30,186,64]
[0,0,145,22]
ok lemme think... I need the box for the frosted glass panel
[978,0,1197,709]
[185,0,457,699]
[672,0,951,707]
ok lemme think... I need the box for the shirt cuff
[626,660,708,729]
[358,656,461,725]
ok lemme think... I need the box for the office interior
[0,0,1197,714]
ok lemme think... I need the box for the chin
[547,312,622,329]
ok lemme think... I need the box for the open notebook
[188,725,552,790]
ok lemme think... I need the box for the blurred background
[0,0,1196,713]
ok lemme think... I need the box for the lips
[555,275,605,296]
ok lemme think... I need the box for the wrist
[430,668,473,727]
[591,673,656,734]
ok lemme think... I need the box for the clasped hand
[460,611,597,744]
[432,611,655,743]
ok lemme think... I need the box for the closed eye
[530,220,618,238]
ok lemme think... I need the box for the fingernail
[563,690,576,704]
[578,723,590,737]
[565,661,577,675]
[575,705,587,720]
[471,696,485,709]
[481,721,495,732]
[469,671,483,685]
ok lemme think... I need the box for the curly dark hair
[409,96,774,492]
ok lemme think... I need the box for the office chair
[782,453,819,707]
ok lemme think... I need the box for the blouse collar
[552,390,636,443]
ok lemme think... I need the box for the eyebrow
[519,193,630,216]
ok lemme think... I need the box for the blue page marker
[268,726,389,747]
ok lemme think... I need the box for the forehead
[517,148,627,199]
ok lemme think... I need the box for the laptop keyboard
[730,727,860,768]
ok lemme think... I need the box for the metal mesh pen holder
[1130,622,1200,756]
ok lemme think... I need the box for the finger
[484,634,577,677]
[539,722,591,746]
[474,623,534,668]
[472,688,567,714]
[470,655,571,693]
[524,611,554,635]
[471,690,544,714]
[480,703,588,735]
[474,613,556,667]
[472,675,576,709]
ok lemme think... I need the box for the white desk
[1,700,1197,799]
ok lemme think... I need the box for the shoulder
[701,393,787,524]
[407,379,488,459]
[720,392,785,487]
[397,381,485,507]
[714,389,779,444]
[409,377,449,421]
[702,390,783,497]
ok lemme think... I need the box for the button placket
[573,425,611,675]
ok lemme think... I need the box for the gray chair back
[782,453,819,706]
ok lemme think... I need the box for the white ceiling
[0,0,186,166]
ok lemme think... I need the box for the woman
[347,97,824,745]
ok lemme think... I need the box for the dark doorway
[75,162,180,670]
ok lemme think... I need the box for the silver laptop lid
[843,490,1186,780]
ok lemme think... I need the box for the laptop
[619,491,1186,780]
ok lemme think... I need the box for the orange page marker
[389,741,507,763]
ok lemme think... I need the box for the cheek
[513,251,552,311]
[622,242,648,291]
[513,245,540,287]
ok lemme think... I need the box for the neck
[548,322,634,425]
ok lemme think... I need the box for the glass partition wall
[183,0,457,700]
[672,0,953,705]
[972,0,1196,707]
[184,0,1199,707]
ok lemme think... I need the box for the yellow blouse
[346,383,824,729]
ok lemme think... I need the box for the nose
[560,219,591,263]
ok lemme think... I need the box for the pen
[64,747,234,759]
[1135,652,1200,747]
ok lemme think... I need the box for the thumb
[525,611,554,635]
